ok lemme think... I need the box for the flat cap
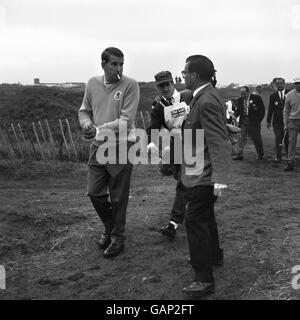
[154,71,173,85]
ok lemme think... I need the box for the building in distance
[33,78,85,89]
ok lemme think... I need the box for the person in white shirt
[283,77,300,171]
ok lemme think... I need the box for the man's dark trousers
[87,144,133,242]
[236,117,264,157]
[170,176,188,224]
[273,127,289,159]
[184,185,222,282]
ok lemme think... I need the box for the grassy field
[0,84,299,300]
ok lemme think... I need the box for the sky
[0,0,300,85]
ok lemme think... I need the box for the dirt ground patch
[0,126,299,300]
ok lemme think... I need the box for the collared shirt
[278,89,286,101]
[193,83,210,97]
[161,89,181,106]
[243,94,251,116]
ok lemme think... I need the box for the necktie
[243,99,248,115]
[168,97,174,105]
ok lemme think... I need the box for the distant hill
[0,83,275,124]
[0,84,84,124]
[0,82,165,123]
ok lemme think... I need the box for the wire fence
[0,111,152,162]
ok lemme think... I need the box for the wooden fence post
[65,118,78,161]
[32,121,45,160]
[140,111,147,130]
[38,120,51,159]
[18,123,32,160]
[23,124,38,160]
[45,119,55,145]
[59,119,71,160]
[11,123,25,160]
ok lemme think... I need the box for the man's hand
[214,183,227,197]
[267,122,271,130]
[82,122,97,141]
[147,142,159,155]
[82,122,94,131]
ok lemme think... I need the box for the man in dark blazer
[233,86,265,160]
[267,78,289,162]
[180,55,232,297]
[146,71,193,239]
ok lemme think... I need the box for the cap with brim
[154,71,173,85]
[293,77,300,83]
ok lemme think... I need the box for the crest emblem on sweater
[114,91,122,101]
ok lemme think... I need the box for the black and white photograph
[0,0,299,304]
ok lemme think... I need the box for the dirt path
[0,128,299,300]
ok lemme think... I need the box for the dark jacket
[235,94,265,126]
[267,90,289,128]
[181,83,232,187]
[146,89,192,142]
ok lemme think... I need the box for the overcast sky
[0,0,300,85]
